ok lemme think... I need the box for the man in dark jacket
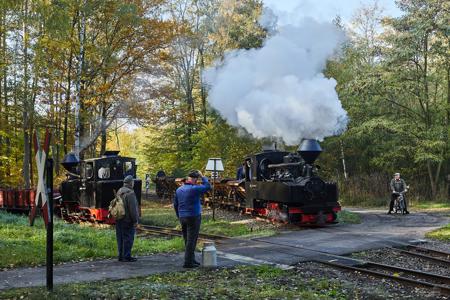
[388,173,409,214]
[236,162,245,180]
[116,175,139,262]
[173,170,211,268]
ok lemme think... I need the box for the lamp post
[205,158,224,221]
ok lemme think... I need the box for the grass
[336,210,361,224]
[140,201,179,227]
[340,195,450,213]
[339,196,387,208]
[411,202,450,210]
[140,200,276,238]
[0,211,184,269]
[0,265,348,300]
[425,223,450,242]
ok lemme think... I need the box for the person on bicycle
[388,173,409,214]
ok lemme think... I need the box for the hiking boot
[183,263,199,269]
[123,257,137,262]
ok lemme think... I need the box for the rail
[319,259,450,296]
[138,224,229,243]
[250,237,450,296]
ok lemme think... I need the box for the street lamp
[205,158,224,220]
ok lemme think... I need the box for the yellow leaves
[97,83,112,94]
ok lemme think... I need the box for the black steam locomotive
[153,139,340,225]
[59,151,142,223]
[242,139,340,224]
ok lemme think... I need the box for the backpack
[109,192,126,220]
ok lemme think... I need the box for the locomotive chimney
[61,152,80,174]
[297,139,322,164]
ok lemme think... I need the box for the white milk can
[201,241,217,267]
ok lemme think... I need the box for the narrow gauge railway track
[250,238,450,296]
[391,245,450,265]
[320,259,450,296]
[137,224,229,243]
[313,226,450,266]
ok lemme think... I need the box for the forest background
[0,0,448,204]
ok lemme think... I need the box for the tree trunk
[63,17,76,155]
[446,66,450,194]
[199,48,207,124]
[63,51,73,155]
[0,9,3,158]
[340,140,348,180]
[22,0,30,189]
[114,121,120,149]
[74,1,86,157]
[100,100,107,155]
[29,76,38,187]
[3,5,8,177]
[427,160,439,199]
[0,9,4,175]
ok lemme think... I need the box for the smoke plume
[204,10,348,145]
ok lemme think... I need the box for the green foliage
[133,116,262,178]
[189,118,262,178]
[0,0,174,187]
[0,211,184,268]
[324,0,450,201]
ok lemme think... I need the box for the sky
[262,0,403,24]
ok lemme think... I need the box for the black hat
[188,170,200,178]
[124,175,134,184]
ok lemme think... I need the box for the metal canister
[201,241,217,267]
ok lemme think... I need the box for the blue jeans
[180,215,201,265]
[116,219,135,259]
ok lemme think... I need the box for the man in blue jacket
[173,170,211,268]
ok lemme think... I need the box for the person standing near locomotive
[116,175,140,262]
[388,173,410,214]
[236,162,245,180]
[173,170,211,268]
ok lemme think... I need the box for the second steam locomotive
[59,151,142,224]
[155,139,341,225]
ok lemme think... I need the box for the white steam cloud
[204,9,348,145]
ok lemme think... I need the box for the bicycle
[392,190,407,214]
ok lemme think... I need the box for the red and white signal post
[29,129,54,291]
